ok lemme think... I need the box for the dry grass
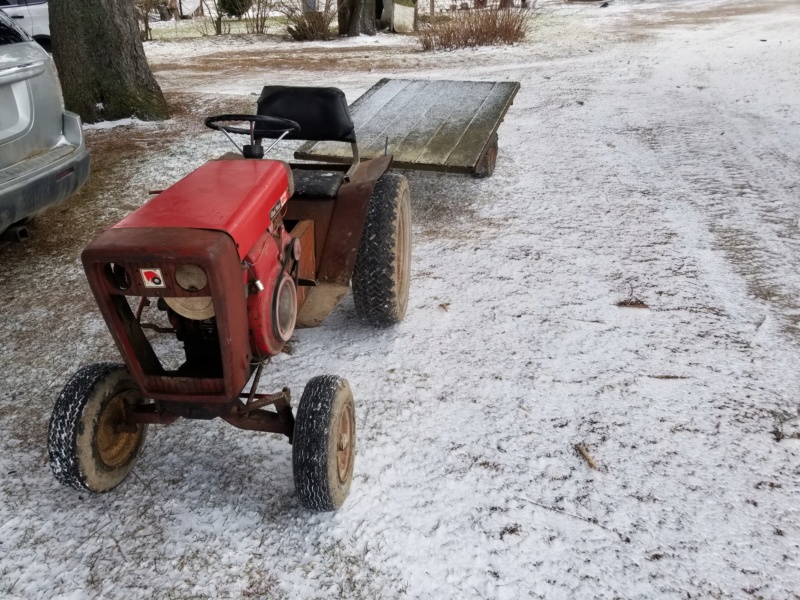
[150,45,423,74]
[418,6,533,51]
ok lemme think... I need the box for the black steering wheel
[204,114,301,137]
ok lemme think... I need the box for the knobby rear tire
[352,172,412,326]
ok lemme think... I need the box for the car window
[0,14,27,44]
[0,1,20,6]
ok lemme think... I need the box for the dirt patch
[715,227,800,332]
[404,170,484,238]
[635,0,790,29]
[150,45,424,74]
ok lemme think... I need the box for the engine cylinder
[246,228,298,357]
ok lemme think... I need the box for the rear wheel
[48,363,148,493]
[292,375,356,511]
[352,172,412,326]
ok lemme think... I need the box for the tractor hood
[114,160,290,260]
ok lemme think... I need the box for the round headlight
[175,264,208,292]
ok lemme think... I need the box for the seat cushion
[292,169,345,199]
[256,86,356,143]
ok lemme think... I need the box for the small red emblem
[141,268,165,288]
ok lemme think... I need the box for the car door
[0,0,33,38]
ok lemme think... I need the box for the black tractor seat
[291,169,345,199]
[255,86,361,198]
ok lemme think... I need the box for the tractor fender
[316,155,393,286]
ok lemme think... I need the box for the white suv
[0,0,49,52]
[0,12,89,237]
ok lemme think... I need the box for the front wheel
[292,375,356,511]
[352,172,412,326]
[48,363,148,493]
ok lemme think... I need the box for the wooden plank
[347,78,409,127]
[376,81,463,164]
[413,81,498,167]
[295,78,520,174]
[444,81,520,168]
[353,79,435,155]
[297,78,417,160]
[415,81,494,166]
[362,80,455,161]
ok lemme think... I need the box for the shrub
[243,0,272,33]
[417,6,533,51]
[219,0,254,17]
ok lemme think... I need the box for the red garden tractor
[47,87,412,512]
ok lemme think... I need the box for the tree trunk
[359,0,376,35]
[345,0,360,35]
[337,0,351,34]
[340,0,375,35]
[157,4,173,20]
[50,0,170,123]
[141,9,152,40]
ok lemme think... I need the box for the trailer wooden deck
[294,79,520,176]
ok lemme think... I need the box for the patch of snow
[83,118,146,130]
[1,0,799,598]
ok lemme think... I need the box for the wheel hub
[96,393,142,469]
[336,405,353,484]
[395,200,411,316]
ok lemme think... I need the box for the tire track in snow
[621,31,800,335]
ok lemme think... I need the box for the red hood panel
[114,160,289,260]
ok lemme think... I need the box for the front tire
[352,172,412,326]
[292,375,356,511]
[48,363,148,493]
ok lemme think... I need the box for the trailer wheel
[48,363,148,493]
[472,133,498,179]
[353,172,412,326]
[293,375,356,512]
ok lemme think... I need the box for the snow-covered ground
[1,0,799,597]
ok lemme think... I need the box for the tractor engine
[243,226,298,358]
[81,159,304,405]
[162,223,298,359]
